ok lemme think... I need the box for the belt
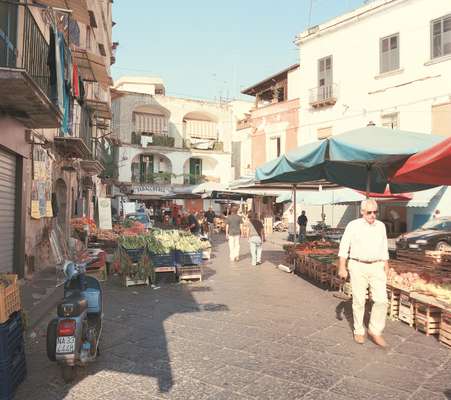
[350,258,383,264]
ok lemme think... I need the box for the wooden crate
[387,286,400,320]
[398,292,415,327]
[0,274,21,324]
[122,275,149,287]
[439,311,451,348]
[415,301,441,336]
[177,266,202,282]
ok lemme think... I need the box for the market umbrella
[255,126,444,194]
[391,136,451,185]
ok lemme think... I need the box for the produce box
[149,251,176,267]
[175,250,203,266]
[439,311,451,348]
[398,292,415,327]
[122,247,146,263]
[0,275,21,324]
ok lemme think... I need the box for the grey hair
[360,198,378,211]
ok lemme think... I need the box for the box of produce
[175,251,203,266]
[149,252,176,267]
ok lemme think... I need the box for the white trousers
[348,259,388,336]
[228,235,240,261]
[249,236,262,266]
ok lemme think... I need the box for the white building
[111,77,249,211]
[295,0,451,143]
[293,0,451,232]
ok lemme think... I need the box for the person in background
[297,210,308,242]
[187,210,200,235]
[226,206,243,262]
[338,199,389,348]
[205,207,216,238]
[247,212,265,266]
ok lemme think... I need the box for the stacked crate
[386,285,401,320]
[0,312,26,400]
[175,250,202,282]
[439,311,451,348]
[398,291,415,327]
[415,301,441,336]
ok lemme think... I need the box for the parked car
[395,217,451,252]
[124,212,153,230]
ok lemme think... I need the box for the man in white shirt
[338,199,389,347]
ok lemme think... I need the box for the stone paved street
[16,236,451,400]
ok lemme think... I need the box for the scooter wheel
[61,365,75,383]
[46,319,58,362]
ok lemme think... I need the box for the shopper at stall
[297,211,308,242]
[226,206,243,262]
[338,199,389,347]
[205,207,216,237]
[187,210,200,235]
[247,212,265,266]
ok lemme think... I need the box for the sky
[111,0,366,102]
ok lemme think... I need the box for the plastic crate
[149,251,175,267]
[175,250,203,266]
[0,275,21,324]
[122,247,146,263]
[0,346,26,400]
[0,312,23,364]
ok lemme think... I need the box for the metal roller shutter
[0,149,16,273]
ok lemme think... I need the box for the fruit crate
[387,286,400,320]
[0,275,21,324]
[0,345,26,400]
[398,291,415,327]
[121,246,146,263]
[175,250,203,266]
[177,266,202,282]
[149,251,176,267]
[415,301,442,336]
[439,311,451,348]
[0,312,23,364]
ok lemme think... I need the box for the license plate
[56,336,75,353]
[408,244,419,249]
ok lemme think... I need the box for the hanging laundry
[73,64,80,97]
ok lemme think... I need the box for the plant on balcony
[181,173,207,185]
[131,132,141,145]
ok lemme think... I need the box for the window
[269,136,281,160]
[381,113,399,129]
[432,103,451,136]
[431,15,451,59]
[317,127,332,139]
[318,56,333,100]
[86,27,92,50]
[380,33,399,73]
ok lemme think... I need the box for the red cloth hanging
[73,64,80,97]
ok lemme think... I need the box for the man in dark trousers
[187,210,200,234]
[205,207,216,238]
[297,210,308,242]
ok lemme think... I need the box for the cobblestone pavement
[16,236,451,400]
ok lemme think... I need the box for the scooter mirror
[63,261,77,280]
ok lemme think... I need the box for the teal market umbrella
[256,126,444,194]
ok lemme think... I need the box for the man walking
[187,210,200,235]
[338,199,389,347]
[247,212,265,266]
[205,207,216,238]
[297,210,308,242]
[226,206,242,262]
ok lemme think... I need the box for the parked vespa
[46,260,103,382]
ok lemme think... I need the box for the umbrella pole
[366,165,371,198]
[293,184,297,242]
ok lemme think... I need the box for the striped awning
[37,0,90,25]
[72,48,110,87]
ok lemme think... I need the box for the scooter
[46,260,103,382]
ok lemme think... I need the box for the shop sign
[132,184,173,196]
[97,197,112,230]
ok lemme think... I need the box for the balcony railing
[72,105,92,152]
[309,84,338,108]
[183,174,206,185]
[184,139,224,151]
[131,172,172,184]
[0,5,51,98]
[131,132,175,148]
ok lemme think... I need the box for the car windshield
[421,219,451,231]
[127,214,149,224]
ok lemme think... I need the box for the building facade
[0,1,115,276]
[295,0,451,143]
[111,77,239,212]
[240,64,301,172]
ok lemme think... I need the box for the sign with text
[97,197,112,230]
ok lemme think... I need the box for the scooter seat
[57,295,88,317]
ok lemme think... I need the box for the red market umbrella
[392,137,451,185]
[355,188,412,201]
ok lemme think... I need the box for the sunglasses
[365,210,378,215]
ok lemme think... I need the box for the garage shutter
[0,149,16,273]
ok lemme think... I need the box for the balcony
[0,5,61,128]
[183,174,206,185]
[309,84,338,108]
[131,172,172,185]
[131,132,175,148]
[54,105,92,159]
[184,139,224,152]
[85,82,112,120]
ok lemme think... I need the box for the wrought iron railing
[0,4,51,98]
[71,104,92,153]
[309,83,338,105]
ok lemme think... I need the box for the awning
[85,99,112,119]
[37,0,90,25]
[404,186,446,207]
[72,49,110,87]
[392,137,451,185]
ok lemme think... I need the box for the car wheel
[435,241,449,251]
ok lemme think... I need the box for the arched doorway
[55,179,68,232]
